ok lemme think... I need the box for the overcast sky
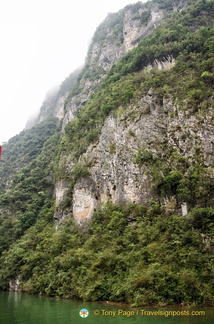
[0,0,144,144]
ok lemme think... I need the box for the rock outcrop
[68,94,213,225]
[51,1,214,226]
[62,2,166,129]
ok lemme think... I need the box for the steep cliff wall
[0,0,213,306]
[25,1,190,132]
[61,1,183,130]
[53,0,214,226]
[40,1,191,131]
[62,92,214,225]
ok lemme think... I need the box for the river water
[0,291,213,324]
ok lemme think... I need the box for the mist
[0,0,143,144]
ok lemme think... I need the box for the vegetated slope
[0,118,57,195]
[0,118,59,252]
[56,0,213,223]
[61,0,190,130]
[0,0,213,307]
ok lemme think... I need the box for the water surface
[0,291,213,324]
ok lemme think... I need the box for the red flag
[0,146,2,159]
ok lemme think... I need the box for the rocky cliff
[52,0,214,226]
[57,88,214,226]
[33,0,189,130]
[0,0,213,306]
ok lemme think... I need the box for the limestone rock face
[52,1,213,226]
[61,3,167,130]
[25,1,186,132]
[67,95,213,225]
[55,180,69,207]
[70,95,165,224]
[87,5,164,72]
[73,177,98,225]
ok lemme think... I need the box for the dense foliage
[64,0,214,160]
[0,118,57,194]
[0,202,213,306]
[0,120,59,253]
[0,0,213,307]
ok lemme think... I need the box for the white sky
[0,0,143,144]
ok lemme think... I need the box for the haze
[0,0,144,144]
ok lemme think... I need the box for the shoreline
[3,289,214,309]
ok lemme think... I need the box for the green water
[0,291,213,324]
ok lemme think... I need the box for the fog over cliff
[0,0,213,308]
[0,0,141,143]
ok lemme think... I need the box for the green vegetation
[0,118,57,194]
[0,121,59,253]
[0,202,213,306]
[92,10,124,45]
[63,0,214,162]
[0,0,213,307]
[134,148,154,166]
[154,0,183,10]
